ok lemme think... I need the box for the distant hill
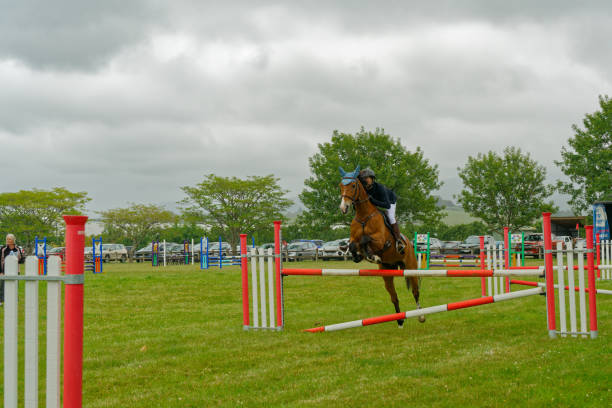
[436,196,457,209]
[443,208,480,225]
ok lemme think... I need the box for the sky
[1,1,611,215]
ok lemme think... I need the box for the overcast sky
[1,1,610,214]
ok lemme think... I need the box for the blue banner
[593,203,610,241]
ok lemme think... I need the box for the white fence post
[25,257,39,408]
[47,256,62,408]
[4,256,18,408]
[250,247,259,328]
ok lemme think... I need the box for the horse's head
[338,165,361,214]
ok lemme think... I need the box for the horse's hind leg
[382,275,404,327]
[405,277,426,323]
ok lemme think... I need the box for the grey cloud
[0,0,159,70]
[0,2,611,213]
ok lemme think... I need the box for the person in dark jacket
[0,233,23,305]
[358,168,406,253]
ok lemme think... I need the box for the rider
[358,168,406,254]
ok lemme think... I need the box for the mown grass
[1,259,611,407]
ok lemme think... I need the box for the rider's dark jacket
[365,182,396,209]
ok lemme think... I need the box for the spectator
[0,233,23,306]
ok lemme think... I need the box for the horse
[338,166,425,327]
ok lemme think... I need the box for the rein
[342,177,377,228]
[341,177,370,205]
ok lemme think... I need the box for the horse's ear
[354,165,361,174]
[339,167,346,177]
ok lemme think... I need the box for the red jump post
[542,212,556,338]
[240,234,249,329]
[274,220,283,328]
[585,225,598,338]
[479,236,486,296]
[63,215,87,408]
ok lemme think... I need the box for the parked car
[286,241,318,261]
[259,243,275,251]
[416,237,443,253]
[207,242,233,255]
[47,246,65,259]
[251,242,280,255]
[85,244,128,263]
[134,242,183,262]
[522,233,545,259]
[319,239,350,260]
[102,244,128,263]
[554,235,573,246]
[441,241,461,254]
[84,246,93,260]
[290,239,324,248]
[459,235,495,254]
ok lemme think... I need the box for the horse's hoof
[418,315,426,323]
[398,324,404,329]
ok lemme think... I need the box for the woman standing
[0,234,23,305]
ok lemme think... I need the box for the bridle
[340,176,370,205]
[341,176,377,227]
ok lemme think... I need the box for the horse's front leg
[349,240,364,263]
[362,233,386,264]
[359,235,382,265]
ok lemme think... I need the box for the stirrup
[396,240,406,254]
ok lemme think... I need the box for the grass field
[2,259,611,407]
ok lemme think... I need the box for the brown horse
[339,166,425,327]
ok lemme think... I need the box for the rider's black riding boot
[391,223,406,254]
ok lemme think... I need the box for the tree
[456,146,556,233]
[556,95,612,213]
[298,128,444,234]
[180,174,292,252]
[0,187,90,251]
[157,221,209,245]
[98,204,176,251]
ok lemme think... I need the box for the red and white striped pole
[273,221,283,329]
[305,287,543,333]
[542,212,556,338]
[240,234,249,329]
[479,236,486,296]
[504,226,510,293]
[63,215,87,408]
[585,225,598,338]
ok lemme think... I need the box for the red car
[519,233,563,258]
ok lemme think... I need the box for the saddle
[379,210,406,243]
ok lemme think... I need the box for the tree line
[1,95,610,252]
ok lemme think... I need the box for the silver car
[320,239,350,260]
[286,241,318,261]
